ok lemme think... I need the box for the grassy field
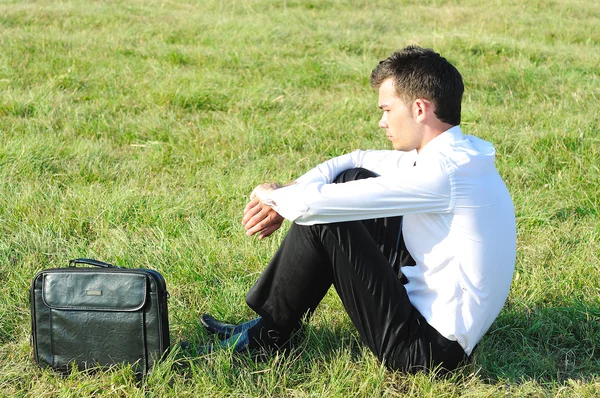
[1,0,600,396]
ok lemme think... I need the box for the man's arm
[265,159,452,225]
[241,149,410,238]
[294,149,403,186]
[241,152,361,238]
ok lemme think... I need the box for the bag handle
[69,258,119,268]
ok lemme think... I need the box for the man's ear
[412,98,432,122]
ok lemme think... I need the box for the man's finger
[245,206,272,233]
[244,197,260,213]
[258,226,277,239]
[258,219,283,239]
[242,201,263,226]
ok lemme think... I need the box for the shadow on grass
[172,302,600,384]
[473,300,600,383]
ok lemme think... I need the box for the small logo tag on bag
[86,289,103,296]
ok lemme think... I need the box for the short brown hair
[370,46,464,125]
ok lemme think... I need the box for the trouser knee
[333,167,377,184]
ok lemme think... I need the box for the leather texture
[30,264,170,374]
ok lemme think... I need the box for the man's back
[402,128,516,355]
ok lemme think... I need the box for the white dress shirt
[264,126,516,355]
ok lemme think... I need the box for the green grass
[1,0,600,396]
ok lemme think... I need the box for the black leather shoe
[201,328,288,355]
[202,330,253,355]
[200,313,262,339]
[197,324,300,356]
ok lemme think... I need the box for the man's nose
[379,115,387,129]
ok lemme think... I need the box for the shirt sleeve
[265,157,454,225]
[295,149,413,185]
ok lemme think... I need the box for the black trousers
[245,168,468,373]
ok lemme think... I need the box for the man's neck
[417,122,455,153]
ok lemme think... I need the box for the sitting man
[200,45,517,373]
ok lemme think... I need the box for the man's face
[377,79,422,152]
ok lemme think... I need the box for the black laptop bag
[30,258,170,374]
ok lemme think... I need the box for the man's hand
[242,183,285,239]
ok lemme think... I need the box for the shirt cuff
[263,184,309,222]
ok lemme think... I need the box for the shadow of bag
[30,258,170,375]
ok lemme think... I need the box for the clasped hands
[242,182,285,239]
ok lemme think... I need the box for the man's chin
[391,142,416,152]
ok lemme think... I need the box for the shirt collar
[417,125,463,157]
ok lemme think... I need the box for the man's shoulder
[434,134,497,171]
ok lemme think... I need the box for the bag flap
[42,272,147,311]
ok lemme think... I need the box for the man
[199,45,516,373]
